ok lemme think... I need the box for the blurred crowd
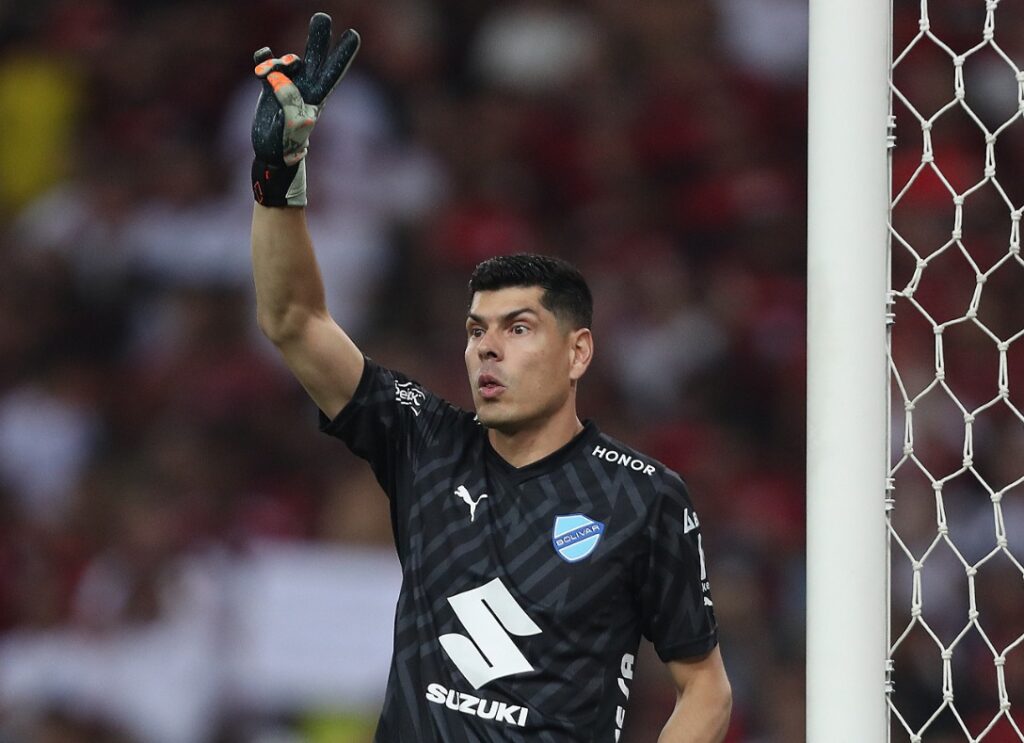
[0,0,809,741]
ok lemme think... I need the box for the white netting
[888,0,1024,740]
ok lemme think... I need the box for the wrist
[252,158,307,207]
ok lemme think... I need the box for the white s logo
[439,578,542,689]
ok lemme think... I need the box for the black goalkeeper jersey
[319,358,718,742]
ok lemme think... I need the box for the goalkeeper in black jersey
[249,13,732,742]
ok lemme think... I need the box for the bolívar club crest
[552,514,605,563]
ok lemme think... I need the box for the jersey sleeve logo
[394,379,425,416]
[683,507,700,534]
[552,514,605,563]
[698,532,713,606]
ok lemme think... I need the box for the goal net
[887,0,1024,740]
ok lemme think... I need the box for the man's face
[465,286,585,432]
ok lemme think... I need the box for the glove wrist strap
[252,158,307,207]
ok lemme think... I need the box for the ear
[568,328,594,382]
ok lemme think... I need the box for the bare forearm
[251,204,329,342]
[657,685,732,743]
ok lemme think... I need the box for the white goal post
[807,0,890,740]
[811,0,1024,738]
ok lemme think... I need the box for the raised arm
[658,646,732,743]
[252,205,362,418]
[249,14,364,419]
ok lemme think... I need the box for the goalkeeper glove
[251,12,360,207]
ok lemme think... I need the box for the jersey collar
[483,419,600,483]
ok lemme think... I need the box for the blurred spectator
[0,0,819,740]
[0,47,81,215]
[470,1,601,93]
[0,371,101,525]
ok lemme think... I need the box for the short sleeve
[318,356,463,497]
[638,476,719,662]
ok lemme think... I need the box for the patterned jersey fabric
[320,357,718,742]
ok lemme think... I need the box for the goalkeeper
[250,13,732,742]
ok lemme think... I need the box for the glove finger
[255,53,301,79]
[267,70,306,111]
[303,12,333,76]
[253,48,277,89]
[252,86,285,163]
[310,28,360,103]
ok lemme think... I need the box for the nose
[477,328,502,360]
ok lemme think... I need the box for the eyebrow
[466,307,539,325]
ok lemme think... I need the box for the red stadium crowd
[0,0,809,740]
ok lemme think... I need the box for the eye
[468,326,484,339]
[511,324,529,335]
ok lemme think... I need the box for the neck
[488,408,585,468]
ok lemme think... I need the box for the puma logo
[454,485,488,523]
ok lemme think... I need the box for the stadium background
[0,0,809,741]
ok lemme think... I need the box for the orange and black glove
[251,12,360,207]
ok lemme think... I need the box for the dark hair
[468,254,593,330]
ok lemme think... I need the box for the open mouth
[478,374,506,400]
